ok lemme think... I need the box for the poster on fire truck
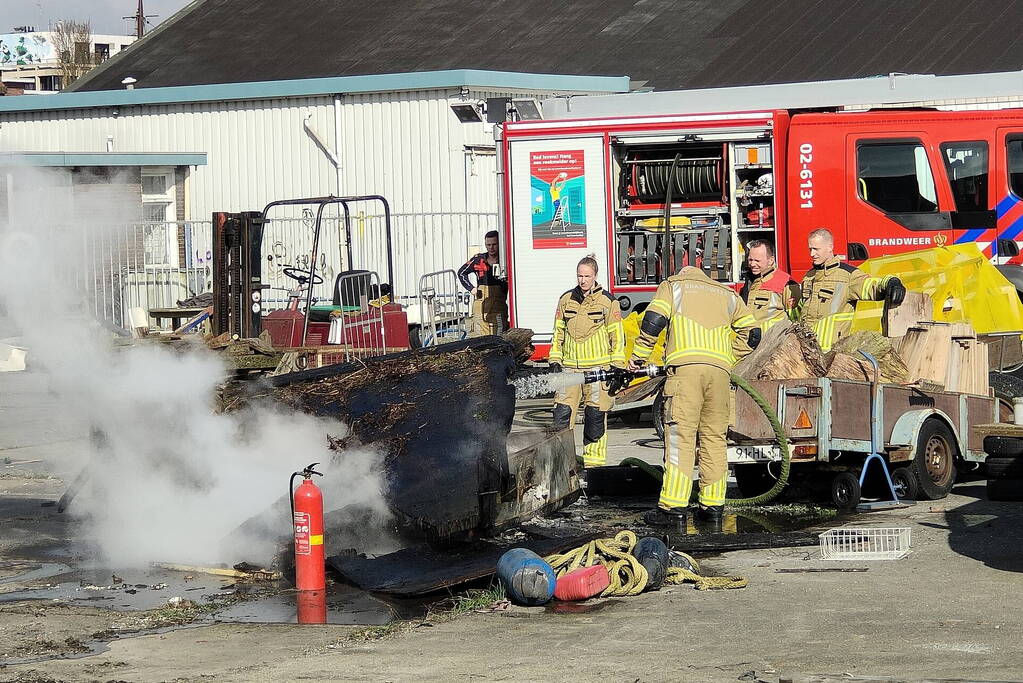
[529,150,587,249]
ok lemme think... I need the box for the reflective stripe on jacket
[549,285,626,369]
[742,266,798,331]
[799,256,890,351]
[632,267,757,372]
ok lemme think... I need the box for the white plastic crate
[819,527,911,560]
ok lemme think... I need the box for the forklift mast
[211,211,265,338]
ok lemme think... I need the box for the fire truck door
[994,128,1023,263]
[847,134,955,261]
[937,138,998,259]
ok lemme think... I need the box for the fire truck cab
[498,105,1023,356]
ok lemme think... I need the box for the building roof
[66,0,1023,94]
[0,69,629,113]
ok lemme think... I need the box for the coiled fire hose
[543,530,748,594]
[616,372,792,507]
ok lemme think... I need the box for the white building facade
[0,70,627,323]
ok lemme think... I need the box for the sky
[3,0,192,36]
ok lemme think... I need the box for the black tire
[831,472,861,509]
[890,466,919,501]
[984,456,1023,479]
[984,436,1023,458]
[617,409,644,426]
[734,463,775,497]
[408,324,423,349]
[986,478,1023,502]
[911,419,958,500]
[652,392,665,441]
[989,372,1023,423]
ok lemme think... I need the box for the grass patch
[338,583,507,647]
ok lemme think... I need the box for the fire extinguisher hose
[618,373,791,507]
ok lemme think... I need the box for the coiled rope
[544,530,747,595]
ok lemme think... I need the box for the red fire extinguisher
[290,463,325,592]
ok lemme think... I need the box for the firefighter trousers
[552,367,613,467]
[470,286,508,337]
[659,364,730,510]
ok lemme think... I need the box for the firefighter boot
[581,406,608,467]
[643,507,688,527]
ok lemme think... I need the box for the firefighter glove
[549,363,562,373]
[884,277,906,306]
[606,367,630,396]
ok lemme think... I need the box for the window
[141,168,177,266]
[94,43,110,61]
[857,141,938,213]
[941,141,988,211]
[1008,137,1023,199]
[39,75,61,91]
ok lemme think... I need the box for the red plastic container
[554,565,610,601]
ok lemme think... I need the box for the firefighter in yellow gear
[800,228,905,351]
[549,256,626,467]
[740,239,799,330]
[629,266,759,525]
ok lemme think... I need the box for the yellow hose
[544,531,747,596]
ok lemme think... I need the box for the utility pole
[123,0,158,39]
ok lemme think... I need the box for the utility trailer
[728,374,997,508]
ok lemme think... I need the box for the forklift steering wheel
[281,265,324,286]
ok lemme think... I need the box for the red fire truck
[498,106,1023,357]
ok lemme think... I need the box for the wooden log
[825,353,875,382]
[830,332,908,383]
[883,291,933,338]
[733,321,826,380]
[898,323,953,385]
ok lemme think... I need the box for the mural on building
[0,34,54,66]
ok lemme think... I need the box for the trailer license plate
[729,445,780,463]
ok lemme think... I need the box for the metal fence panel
[71,212,496,332]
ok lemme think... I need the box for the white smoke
[0,165,390,567]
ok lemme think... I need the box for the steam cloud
[0,166,390,567]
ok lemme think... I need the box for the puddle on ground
[0,566,244,610]
[571,496,840,536]
[210,582,432,626]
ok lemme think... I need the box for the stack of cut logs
[732,292,990,395]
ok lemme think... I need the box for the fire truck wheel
[911,419,958,500]
[830,472,861,509]
[652,393,665,441]
[890,467,919,501]
[986,478,1023,502]
[734,464,775,497]
[989,371,1023,423]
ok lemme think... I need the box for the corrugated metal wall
[0,87,532,220]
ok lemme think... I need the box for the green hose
[619,373,791,507]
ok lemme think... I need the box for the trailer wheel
[890,466,918,501]
[986,478,1023,502]
[652,392,665,441]
[911,418,957,500]
[734,464,775,497]
[830,472,861,509]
